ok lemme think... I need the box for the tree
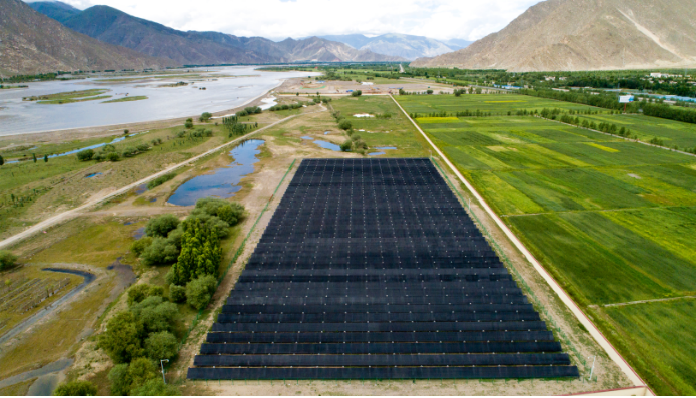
[127,284,163,306]
[351,90,362,97]
[145,215,180,238]
[130,379,181,396]
[0,250,18,271]
[107,152,120,162]
[76,149,94,161]
[184,119,193,129]
[44,154,48,162]
[54,380,97,396]
[199,112,213,122]
[195,198,244,226]
[108,364,132,395]
[144,331,178,361]
[131,237,153,257]
[124,129,130,135]
[340,139,352,152]
[338,120,352,130]
[426,89,433,94]
[169,284,186,303]
[99,311,144,363]
[170,219,222,285]
[186,275,217,310]
[32,153,37,163]
[0,154,4,166]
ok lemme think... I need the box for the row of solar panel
[205,331,553,343]
[233,281,524,291]
[216,313,541,323]
[221,304,533,314]
[211,321,550,333]
[194,353,570,367]
[199,341,563,355]
[188,365,580,380]
[225,295,528,305]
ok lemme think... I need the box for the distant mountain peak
[411,0,696,71]
[313,33,471,60]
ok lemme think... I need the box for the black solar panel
[187,158,578,380]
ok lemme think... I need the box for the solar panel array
[188,158,579,380]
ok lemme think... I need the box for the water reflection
[167,139,264,206]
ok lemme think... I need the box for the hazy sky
[30,0,543,41]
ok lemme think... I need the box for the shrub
[76,149,94,161]
[130,296,178,334]
[200,112,212,122]
[127,358,158,394]
[0,250,18,271]
[338,120,352,130]
[145,215,180,238]
[195,198,244,226]
[186,275,218,310]
[340,139,352,152]
[147,173,176,189]
[169,284,186,303]
[108,363,131,395]
[184,120,193,129]
[136,144,149,152]
[99,311,144,363]
[131,237,153,257]
[351,90,362,97]
[130,379,181,396]
[427,89,434,94]
[144,331,178,361]
[53,380,97,396]
[127,284,164,306]
[141,237,180,265]
[106,152,120,162]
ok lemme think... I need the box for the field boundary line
[602,295,696,308]
[390,94,650,390]
[0,109,322,251]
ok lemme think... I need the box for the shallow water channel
[167,139,264,207]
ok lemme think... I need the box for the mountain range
[27,1,405,67]
[0,0,175,76]
[314,34,472,60]
[411,0,696,71]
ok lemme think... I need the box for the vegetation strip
[0,109,324,251]
[603,295,696,308]
[390,94,649,390]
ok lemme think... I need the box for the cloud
[27,0,542,41]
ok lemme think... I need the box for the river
[0,66,317,136]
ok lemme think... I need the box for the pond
[368,146,398,156]
[167,139,264,206]
[301,136,341,152]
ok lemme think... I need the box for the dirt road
[0,110,323,251]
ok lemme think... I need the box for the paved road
[390,95,651,392]
[0,358,73,390]
[0,111,319,251]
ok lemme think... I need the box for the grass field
[397,94,696,395]
[101,96,148,103]
[576,113,696,149]
[23,89,112,105]
[329,96,429,157]
[398,93,607,115]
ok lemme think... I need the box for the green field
[397,94,696,395]
[578,113,696,149]
[397,93,606,115]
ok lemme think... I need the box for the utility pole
[588,356,596,381]
[160,359,169,384]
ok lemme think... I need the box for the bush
[144,331,178,361]
[99,311,144,363]
[136,144,150,152]
[108,364,131,395]
[53,380,97,396]
[169,284,186,303]
[184,120,193,129]
[130,296,178,334]
[427,89,434,94]
[195,198,244,226]
[351,90,363,97]
[200,112,212,122]
[76,149,94,161]
[127,358,159,394]
[186,210,231,239]
[127,284,164,306]
[130,379,181,396]
[131,237,153,257]
[106,152,120,162]
[145,215,180,238]
[338,120,352,130]
[340,139,352,152]
[147,173,176,189]
[186,275,217,310]
[0,250,18,271]
[141,237,179,265]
